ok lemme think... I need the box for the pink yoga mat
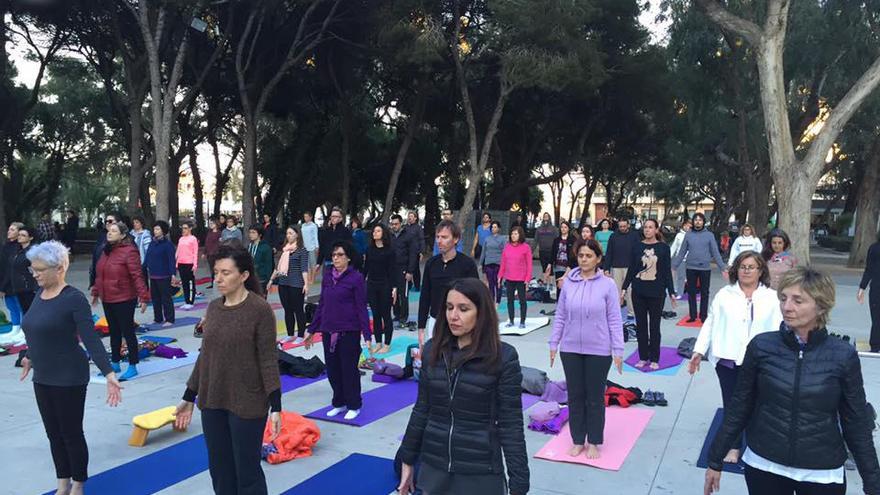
[676,317,703,328]
[624,346,684,373]
[279,333,322,350]
[534,406,654,471]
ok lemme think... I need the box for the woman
[688,251,782,464]
[247,225,273,294]
[858,234,880,352]
[175,221,199,310]
[704,267,880,495]
[204,217,222,288]
[91,221,149,381]
[595,219,613,254]
[144,221,177,326]
[622,219,677,369]
[350,218,368,269]
[549,238,624,460]
[364,224,397,354]
[479,221,506,304]
[499,226,532,328]
[220,216,243,246]
[175,245,281,495]
[728,223,762,267]
[131,216,152,290]
[269,226,310,345]
[303,241,371,421]
[0,222,24,343]
[9,225,38,314]
[762,228,798,290]
[20,241,122,495]
[546,220,577,289]
[580,224,595,242]
[397,279,529,495]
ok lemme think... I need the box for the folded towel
[528,406,570,434]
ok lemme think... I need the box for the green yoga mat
[362,335,418,359]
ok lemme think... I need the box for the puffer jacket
[0,240,21,292]
[91,239,150,304]
[8,244,37,294]
[399,339,530,495]
[709,324,880,493]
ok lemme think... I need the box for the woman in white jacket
[727,224,763,267]
[687,251,782,465]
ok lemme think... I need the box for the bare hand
[704,468,721,494]
[91,295,99,306]
[721,269,729,281]
[302,285,308,295]
[397,462,415,494]
[303,333,315,350]
[498,279,503,289]
[670,295,678,309]
[106,373,123,407]
[550,350,557,368]
[19,357,31,381]
[405,273,413,283]
[613,355,623,375]
[269,412,282,441]
[392,288,398,305]
[174,401,194,430]
[620,290,626,305]
[139,302,148,314]
[603,270,611,277]
[688,353,702,375]
[857,289,865,304]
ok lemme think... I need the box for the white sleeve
[728,238,741,266]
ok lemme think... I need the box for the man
[432,209,463,255]
[535,212,558,278]
[262,213,278,252]
[857,234,880,352]
[672,212,727,322]
[417,220,479,349]
[316,206,353,278]
[63,210,79,249]
[301,211,320,272]
[603,218,641,318]
[470,212,492,260]
[670,219,692,300]
[390,214,418,327]
[406,211,425,290]
[36,213,56,243]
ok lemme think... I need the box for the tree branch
[694,0,762,46]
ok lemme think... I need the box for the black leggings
[744,465,845,495]
[34,383,89,481]
[278,285,306,338]
[869,288,879,351]
[367,280,394,345]
[686,269,711,320]
[505,280,527,324]
[632,293,663,362]
[560,353,611,445]
[201,408,268,495]
[103,299,139,365]
[178,263,196,305]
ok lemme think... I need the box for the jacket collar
[566,268,602,283]
[780,321,828,351]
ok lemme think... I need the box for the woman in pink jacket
[498,226,533,328]
[175,221,199,310]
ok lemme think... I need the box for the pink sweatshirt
[176,235,199,270]
[498,242,533,282]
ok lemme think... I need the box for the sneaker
[343,409,361,421]
[161,321,174,327]
[506,322,515,327]
[655,392,668,407]
[326,407,346,417]
[643,390,656,406]
[119,364,138,381]
[518,322,526,329]
[686,317,697,323]
[179,304,193,310]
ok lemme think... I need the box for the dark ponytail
[210,244,264,296]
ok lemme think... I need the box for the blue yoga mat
[139,335,177,345]
[696,408,745,474]
[137,317,201,333]
[280,453,397,495]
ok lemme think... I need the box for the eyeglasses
[331,252,346,258]
[105,219,115,224]
[28,266,54,275]
[738,265,759,272]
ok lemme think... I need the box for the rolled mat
[696,408,745,474]
[623,346,684,373]
[522,393,542,410]
[305,379,418,427]
[137,317,201,333]
[279,453,397,495]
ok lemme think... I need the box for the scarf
[276,243,298,277]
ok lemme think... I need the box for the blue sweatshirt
[672,228,726,272]
[144,237,177,278]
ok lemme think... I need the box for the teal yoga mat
[362,335,418,359]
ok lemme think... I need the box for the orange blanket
[262,411,321,464]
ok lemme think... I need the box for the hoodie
[549,269,624,357]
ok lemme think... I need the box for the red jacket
[91,240,150,303]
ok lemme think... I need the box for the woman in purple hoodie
[304,241,371,421]
[549,238,623,461]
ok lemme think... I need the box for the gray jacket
[479,234,506,266]
[535,224,559,252]
[672,228,725,272]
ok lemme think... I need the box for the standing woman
[269,226,310,345]
[175,221,199,310]
[549,238,624,460]
[303,241,371,421]
[622,219,677,369]
[350,218,368,269]
[478,221,506,304]
[9,225,38,314]
[595,219,613,254]
[704,267,880,495]
[246,225,273,295]
[364,224,397,354]
[762,228,798,290]
[131,216,152,288]
[144,221,177,327]
[0,222,24,343]
[580,224,595,242]
[857,233,880,352]
[398,279,529,495]
[175,245,281,495]
[499,226,532,328]
[203,217,222,289]
[546,220,577,290]
[20,241,122,495]
[91,221,149,381]
[688,251,782,464]
[727,223,762,267]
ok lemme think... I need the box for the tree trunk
[747,163,773,236]
[339,103,353,214]
[241,115,258,226]
[126,97,146,213]
[42,151,65,213]
[190,144,205,233]
[382,93,426,222]
[848,134,880,267]
[578,176,600,228]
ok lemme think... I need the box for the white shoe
[279,336,295,344]
[180,304,193,310]
[343,409,361,421]
[326,406,346,417]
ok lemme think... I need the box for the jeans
[103,299,139,365]
[716,363,745,450]
[278,285,307,338]
[632,293,663,362]
[367,280,394,345]
[505,280,527,324]
[178,263,196,305]
[744,465,845,495]
[150,277,175,324]
[560,353,611,445]
[686,269,711,321]
[201,408,268,495]
[34,383,89,481]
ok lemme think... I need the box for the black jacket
[0,240,20,293]
[89,231,108,288]
[316,224,352,266]
[860,241,880,291]
[391,228,418,274]
[399,340,530,495]
[8,244,37,295]
[547,235,577,272]
[603,229,641,270]
[709,325,880,493]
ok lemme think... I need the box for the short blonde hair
[778,266,836,329]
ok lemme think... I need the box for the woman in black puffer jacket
[705,266,880,495]
[398,278,529,495]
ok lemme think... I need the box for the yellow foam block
[133,406,178,430]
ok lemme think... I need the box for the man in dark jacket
[390,214,418,328]
[90,213,117,288]
[63,210,79,248]
[316,207,353,277]
[405,211,425,290]
[603,218,640,318]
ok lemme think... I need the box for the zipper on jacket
[788,348,804,464]
[443,354,461,472]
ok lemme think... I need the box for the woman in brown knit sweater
[174,245,281,495]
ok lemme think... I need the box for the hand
[405,273,413,283]
[397,462,415,494]
[392,288,398,305]
[139,302,148,314]
[497,278,503,289]
[417,329,425,353]
[106,373,123,407]
[670,295,678,309]
[269,411,282,441]
[603,270,611,277]
[302,285,308,295]
[613,355,623,375]
[704,468,721,494]
[19,357,31,381]
[303,333,315,350]
[620,290,626,305]
[721,269,729,281]
[91,295,99,306]
[857,289,865,304]
[174,401,194,430]
[688,353,702,375]
[549,350,557,368]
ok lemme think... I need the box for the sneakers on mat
[326,407,346,418]
[506,322,515,328]
[344,409,361,421]
[518,322,526,329]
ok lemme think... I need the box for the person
[546,220,578,295]
[857,233,880,352]
[471,212,493,260]
[397,279,529,495]
[261,213,278,252]
[174,244,281,495]
[144,221,177,327]
[670,219,692,300]
[63,210,79,249]
[175,222,199,310]
[350,217,368,269]
[364,224,397,354]
[595,218,613,254]
[89,213,117,289]
[316,206,353,278]
[580,224,595,242]
[303,241,371,421]
[432,209,463,255]
[19,241,122,495]
[131,215,152,288]
[499,225,532,328]
[479,220,506,304]
[91,221,149,381]
[762,228,798,290]
[727,223,762,267]
[417,220,479,350]
[203,217,222,289]
[269,226,310,345]
[535,213,558,276]
[390,214,418,328]
[550,238,624,460]
[0,222,24,340]
[406,211,425,291]
[220,215,243,246]
[247,225,273,295]
[300,211,320,272]
[603,218,641,318]
[703,267,880,495]
[10,225,39,314]
[622,219,677,368]
[688,251,782,463]
[37,212,57,243]
[672,213,727,323]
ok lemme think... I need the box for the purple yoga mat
[624,346,684,373]
[280,374,326,393]
[305,379,418,427]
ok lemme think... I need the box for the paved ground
[0,250,877,495]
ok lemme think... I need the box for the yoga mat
[305,379,418,427]
[676,316,703,328]
[280,373,327,393]
[696,408,745,474]
[624,346,684,373]
[195,276,212,285]
[279,332,323,350]
[91,351,199,384]
[1,343,27,355]
[499,316,550,336]
[522,393,541,410]
[137,317,201,333]
[534,406,654,471]
[623,362,681,376]
[279,453,397,495]
[361,335,418,359]
[139,335,177,345]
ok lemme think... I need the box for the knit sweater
[622,241,676,298]
[603,230,640,270]
[499,242,533,282]
[479,234,506,266]
[550,270,624,357]
[176,235,199,270]
[144,237,177,279]
[184,293,281,419]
